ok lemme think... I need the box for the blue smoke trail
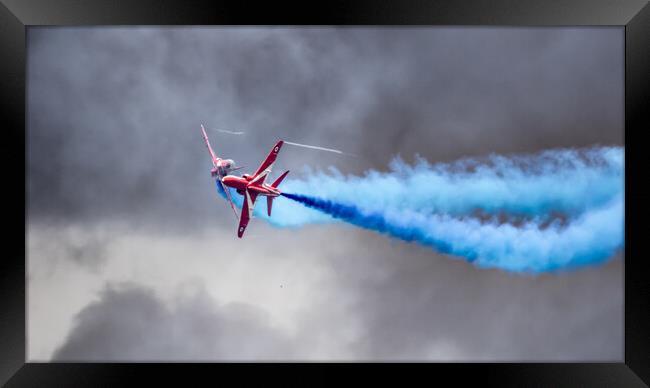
[215,146,624,273]
[280,192,623,273]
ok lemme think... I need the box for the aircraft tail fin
[267,170,289,217]
[271,170,290,188]
[267,197,273,217]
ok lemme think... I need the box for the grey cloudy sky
[27,27,623,361]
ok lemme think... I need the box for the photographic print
[26,26,624,361]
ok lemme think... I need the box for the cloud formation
[32,224,622,361]
[27,27,623,227]
[52,283,295,361]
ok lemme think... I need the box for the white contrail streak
[284,141,346,155]
[215,129,245,135]
[205,126,354,155]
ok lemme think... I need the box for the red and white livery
[201,124,289,238]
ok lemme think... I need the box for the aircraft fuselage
[222,175,281,197]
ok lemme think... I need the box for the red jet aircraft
[201,124,289,238]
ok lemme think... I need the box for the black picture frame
[2,0,648,386]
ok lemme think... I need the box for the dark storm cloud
[353,28,623,163]
[327,231,623,360]
[52,282,295,361]
[264,228,621,361]
[27,27,623,227]
[41,226,623,361]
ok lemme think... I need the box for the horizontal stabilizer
[271,170,290,188]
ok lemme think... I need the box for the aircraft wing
[237,189,258,238]
[251,140,284,182]
[201,124,219,167]
[218,179,239,221]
